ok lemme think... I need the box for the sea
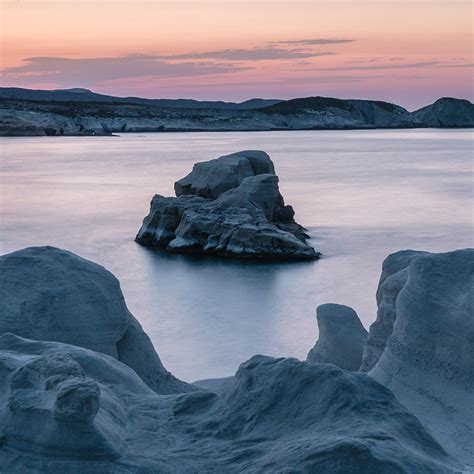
[1,129,472,380]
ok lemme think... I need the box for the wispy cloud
[1,54,246,86]
[316,61,440,72]
[272,38,355,46]
[161,48,336,61]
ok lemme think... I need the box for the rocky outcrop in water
[370,249,474,466]
[136,151,318,260]
[0,246,193,394]
[306,304,368,371]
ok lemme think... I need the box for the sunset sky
[1,0,472,109]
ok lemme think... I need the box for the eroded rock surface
[0,245,471,472]
[136,151,318,260]
[0,339,462,473]
[0,246,193,395]
[0,333,153,461]
[360,250,427,372]
[370,249,474,466]
[307,304,368,371]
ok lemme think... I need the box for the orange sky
[1,0,472,109]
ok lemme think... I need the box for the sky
[0,0,472,109]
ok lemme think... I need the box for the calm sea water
[1,130,472,380]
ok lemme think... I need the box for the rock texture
[412,97,474,127]
[307,304,368,371]
[0,339,462,472]
[136,151,318,260]
[370,249,474,467]
[0,333,153,461]
[360,250,427,372]
[0,245,471,472]
[0,246,193,394]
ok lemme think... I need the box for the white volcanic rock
[360,250,427,372]
[0,333,153,461]
[370,249,474,467]
[307,304,368,371]
[0,246,193,394]
[136,152,318,260]
[0,339,462,472]
[175,150,275,198]
[188,356,460,472]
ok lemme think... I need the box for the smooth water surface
[1,130,472,380]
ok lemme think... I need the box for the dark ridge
[261,96,356,114]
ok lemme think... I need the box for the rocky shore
[0,245,472,472]
[1,89,472,136]
[136,150,318,260]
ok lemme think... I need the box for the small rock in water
[136,150,319,261]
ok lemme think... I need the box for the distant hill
[261,96,414,128]
[412,98,474,127]
[0,90,472,136]
[0,87,281,110]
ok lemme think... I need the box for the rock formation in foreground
[0,245,472,472]
[370,249,474,466]
[0,246,193,395]
[360,250,427,372]
[0,335,461,472]
[136,150,318,260]
[412,97,474,128]
[306,303,368,371]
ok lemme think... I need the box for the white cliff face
[370,249,474,467]
[136,151,318,260]
[0,246,194,395]
[360,250,428,372]
[306,304,368,371]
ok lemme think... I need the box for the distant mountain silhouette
[0,87,282,110]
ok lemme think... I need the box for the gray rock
[137,152,318,260]
[370,249,474,466]
[0,246,194,394]
[0,335,461,472]
[175,150,275,198]
[307,304,368,371]
[412,97,474,127]
[360,250,427,372]
[0,333,152,460]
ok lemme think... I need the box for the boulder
[370,249,474,466]
[307,304,368,371]
[175,150,275,198]
[137,151,318,260]
[360,250,427,372]
[0,333,153,460]
[0,246,194,394]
